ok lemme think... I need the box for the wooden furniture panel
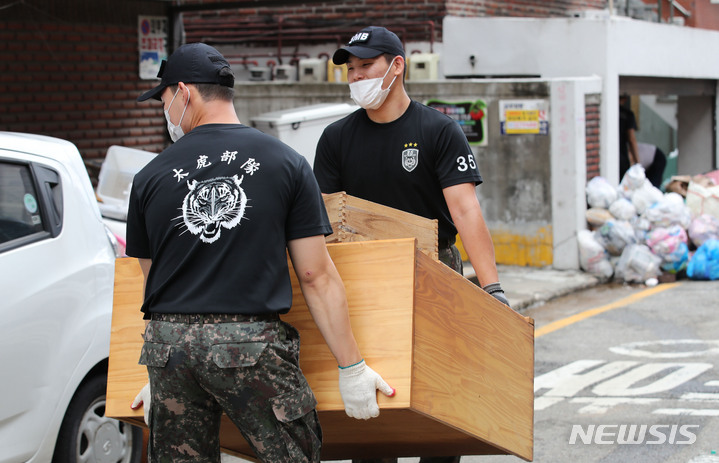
[107,239,533,461]
[323,192,439,260]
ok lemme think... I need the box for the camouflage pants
[139,313,322,463]
[438,244,463,276]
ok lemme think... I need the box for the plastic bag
[609,197,637,221]
[586,176,619,209]
[595,220,637,256]
[688,214,719,248]
[642,192,692,229]
[685,181,719,218]
[687,239,719,280]
[646,225,689,273]
[645,225,688,261]
[619,164,647,197]
[631,180,664,215]
[615,244,662,283]
[586,207,614,229]
[577,230,613,278]
[660,242,689,274]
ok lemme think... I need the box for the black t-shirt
[313,100,482,242]
[126,123,332,318]
[619,105,637,163]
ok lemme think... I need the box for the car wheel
[52,374,144,463]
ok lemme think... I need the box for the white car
[0,132,143,462]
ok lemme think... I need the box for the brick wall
[180,0,607,46]
[445,0,606,17]
[585,95,602,181]
[1,0,610,174]
[0,0,167,174]
[182,0,448,46]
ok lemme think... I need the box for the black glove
[482,282,510,307]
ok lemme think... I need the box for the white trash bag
[595,219,637,256]
[577,230,613,279]
[615,244,662,283]
[586,176,618,209]
[609,197,637,221]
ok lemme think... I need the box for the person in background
[619,93,640,180]
[126,42,393,463]
[636,142,667,188]
[313,25,510,463]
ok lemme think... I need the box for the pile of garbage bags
[580,164,719,283]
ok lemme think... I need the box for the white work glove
[338,359,395,420]
[130,382,151,426]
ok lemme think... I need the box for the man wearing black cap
[126,42,393,462]
[314,25,509,463]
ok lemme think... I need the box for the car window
[0,162,46,245]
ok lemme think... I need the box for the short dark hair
[168,81,234,102]
[194,83,234,102]
[382,53,406,83]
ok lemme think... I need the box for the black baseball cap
[332,26,405,65]
[137,42,234,102]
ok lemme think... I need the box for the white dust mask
[349,60,397,110]
[164,88,189,142]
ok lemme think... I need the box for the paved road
[224,280,719,463]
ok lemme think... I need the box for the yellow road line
[535,282,683,338]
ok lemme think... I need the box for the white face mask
[349,60,397,110]
[164,87,189,142]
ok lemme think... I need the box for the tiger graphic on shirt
[180,174,247,243]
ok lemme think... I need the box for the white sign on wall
[138,16,168,80]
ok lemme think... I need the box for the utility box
[408,53,440,81]
[274,64,297,82]
[299,58,327,83]
[327,60,348,82]
[250,103,357,165]
[248,66,271,81]
[96,145,156,221]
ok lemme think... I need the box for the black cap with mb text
[137,42,234,102]
[332,26,405,65]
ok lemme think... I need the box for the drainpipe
[277,16,284,65]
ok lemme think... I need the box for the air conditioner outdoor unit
[274,64,297,82]
[299,58,327,83]
[408,53,440,81]
[249,66,271,81]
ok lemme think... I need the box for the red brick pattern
[585,98,601,181]
[446,0,606,17]
[1,2,167,166]
[1,0,609,172]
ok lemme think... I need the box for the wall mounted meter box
[299,58,327,83]
[96,145,156,220]
[250,103,358,165]
[249,66,271,81]
[408,53,440,81]
[274,64,297,81]
[327,60,348,82]
[229,64,253,81]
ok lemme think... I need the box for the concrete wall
[678,96,715,175]
[441,15,719,184]
[235,77,600,269]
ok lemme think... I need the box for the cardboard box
[107,238,534,461]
